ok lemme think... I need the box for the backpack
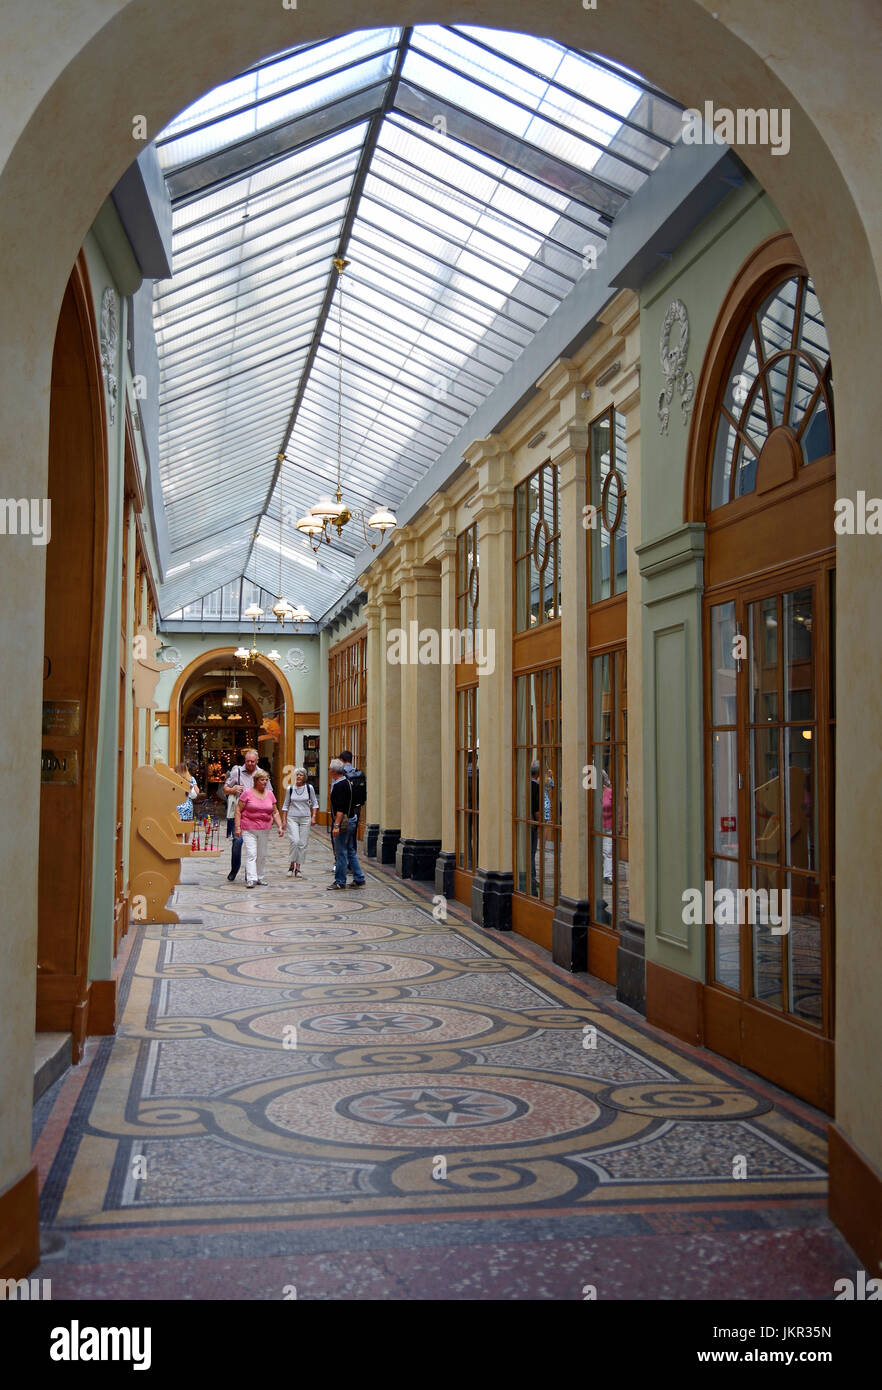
[344,765,367,815]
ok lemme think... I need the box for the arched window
[708,273,833,510]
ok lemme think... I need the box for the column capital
[539,356,589,433]
[537,355,583,403]
[395,560,441,599]
[363,599,381,632]
[550,419,588,492]
[615,360,641,421]
[463,433,508,470]
[467,438,514,527]
[435,529,457,574]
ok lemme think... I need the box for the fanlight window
[710,275,833,509]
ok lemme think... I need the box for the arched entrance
[168,649,296,794]
[37,252,108,1061]
[1,0,881,1282]
[687,232,836,1111]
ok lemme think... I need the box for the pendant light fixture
[292,258,397,553]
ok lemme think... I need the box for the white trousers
[602,836,613,881]
[242,828,269,883]
[287,817,312,863]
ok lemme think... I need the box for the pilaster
[376,583,401,863]
[395,554,442,879]
[466,436,514,928]
[363,596,381,857]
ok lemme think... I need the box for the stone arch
[168,649,296,772]
[2,0,881,1273]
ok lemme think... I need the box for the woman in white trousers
[234,769,283,887]
[281,768,319,877]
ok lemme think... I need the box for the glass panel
[800,391,833,464]
[721,323,761,422]
[710,415,737,509]
[749,597,778,725]
[787,871,822,1024]
[751,864,783,1011]
[713,731,739,858]
[710,601,737,725]
[590,413,611,602]
[751,726,780,865]
[783,726,818,873]
[758,278,799,365]
[613,411,628,595]
[733,437,759,498]
[783,586,813,722]
[712,856,740,990]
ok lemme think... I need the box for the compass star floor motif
[32,834,857,1299]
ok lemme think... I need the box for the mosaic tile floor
[33,836,858,1299]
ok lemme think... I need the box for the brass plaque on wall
[42,700,81,736]
[41,749,79,784]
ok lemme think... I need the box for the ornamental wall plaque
[100,287,119,425]
[657,297,695,435]
[284,647,310,674]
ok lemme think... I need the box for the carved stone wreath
[657,297,695,435]
[100,287,119,425]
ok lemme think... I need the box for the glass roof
[153,25,683,618]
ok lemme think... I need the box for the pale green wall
[638,180,786,982]
[82,228,127,984]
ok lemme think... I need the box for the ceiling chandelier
[292,258,398,553]
[235,551,299,669]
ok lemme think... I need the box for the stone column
[363,596,381,858]
[550,419,591,971]
[395,556,442,880]
[614,359,646,1012]
[376,585,402,864]
[468,438,514,928]
[434,522,457,897]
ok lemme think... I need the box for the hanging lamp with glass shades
[293,258,398,553]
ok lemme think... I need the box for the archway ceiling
[153,24,684,620]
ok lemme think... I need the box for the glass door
[705,563,834,1104]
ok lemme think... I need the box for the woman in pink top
[233,769,282,888]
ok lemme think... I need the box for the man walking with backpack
[328,757,366,889]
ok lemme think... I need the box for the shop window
[455,685,479,873]
[514,461,561,632]
[588,409,628,601]
[456,523,479,647]
[513,665,561,904]
[589,650,629,936]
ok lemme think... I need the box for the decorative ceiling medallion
[100,287,119,425]
[657,297,695,435]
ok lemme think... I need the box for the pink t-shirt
[237,787,277,830]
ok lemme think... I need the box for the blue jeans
[230,834,243,877]
[333,820,365,886]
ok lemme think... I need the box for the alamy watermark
[386,622,495,675]
[682,102,790,157]
[0,498,50,545]
[682,881,791,935]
